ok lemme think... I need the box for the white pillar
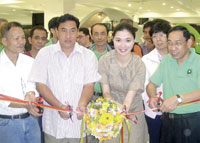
[43,0,76,30]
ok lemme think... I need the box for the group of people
[0,12,200,143]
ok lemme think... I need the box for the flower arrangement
[85,97,125,141]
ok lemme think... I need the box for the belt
[94,92,102,97]
[164,112,200,119]
[0,112,30,119]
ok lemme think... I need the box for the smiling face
[113,29,134,56]
[168,31,191,65]
[56,20,78,50]
[2,27,26,55]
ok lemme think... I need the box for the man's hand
[160,96,178,113]
[25,92,42,117]
[58,104,71,120]
[76,105,86,120]
[149,96,159,109]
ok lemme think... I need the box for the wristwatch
[176,94,182,104]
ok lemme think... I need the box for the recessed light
[139,6,142,9]
[176,9,180,11]
[162,3,166,5]
[128,3,132,7]
[170,6,174,8]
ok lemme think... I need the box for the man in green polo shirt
[147,26,200,143]
[90,23,112,100]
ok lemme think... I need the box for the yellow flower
[102,101,110,110]
[96,97,104,102]
[99,113,114,124]
[85,97,124,141]
[115,112,124,123]
[100,108,107,115]
[112,103,117,109]
[88,122,97,132]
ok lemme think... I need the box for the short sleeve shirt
[150,48,200,114]
[29,42,101,138]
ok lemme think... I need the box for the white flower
[105,124,113,132]
[96,125,102,133]
[90,109,96,118]
[109,108,117,116]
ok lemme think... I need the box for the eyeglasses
[168,40,186,47]
[152,33,167,39]
[77,35,85,39]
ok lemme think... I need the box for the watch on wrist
[176,94,182,104]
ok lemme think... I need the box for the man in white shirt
[29,14,101,143]
[0,22,41,143]
[142,20,171,143]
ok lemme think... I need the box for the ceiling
[0,0,200,25]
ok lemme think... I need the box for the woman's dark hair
[113,23,137,39]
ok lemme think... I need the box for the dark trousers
[161,112,200,143]
[145,115,162,143]
[37,116,44,143]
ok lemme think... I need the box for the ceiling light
[170,6,174,8]
[128,3,132,7]
[162,3,166,5]
[139,6,142,9]
[97,12,103,19]
[0,0,23,4]
[176,9,180,11]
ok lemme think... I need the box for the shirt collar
[55,41,82,55]
[0,49,12,64]
[147,48,163,62]
[0,49,24,65]
[90,43,111,51]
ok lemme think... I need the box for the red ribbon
[0,94,73,113]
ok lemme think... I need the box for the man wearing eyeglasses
[77,27,91,48]
[0,22,42,143]
[147,26,200,143]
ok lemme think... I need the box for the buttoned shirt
[142,48,163,119]
[0,50,37,115]
[150,48,200,114]
[29,42,101,138]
